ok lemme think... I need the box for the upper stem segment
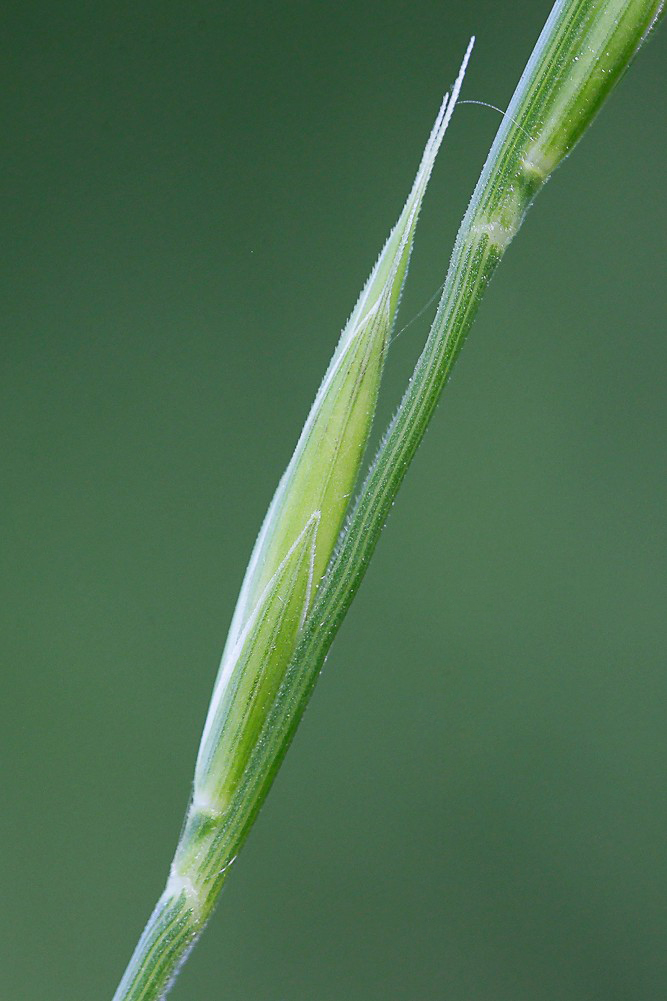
[260,0,665,813]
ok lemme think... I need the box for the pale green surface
[112,46,472,1001]
[1,2,666,999]
[195,81,462,808]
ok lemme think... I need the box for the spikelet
[195,40,473,805]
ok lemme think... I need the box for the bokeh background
[2,2,666,998]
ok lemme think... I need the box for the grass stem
[112,3,663,997]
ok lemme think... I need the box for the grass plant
[112,1,664,997]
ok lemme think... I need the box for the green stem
[113,2,663,997]
[256,0,664,822]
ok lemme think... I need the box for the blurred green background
[2,2,666,998]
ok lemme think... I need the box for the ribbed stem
[248,0,665,818]
[112,2,663,997]
[112,892,200,1001]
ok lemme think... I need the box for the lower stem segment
[113,800,251,1001]
[112,891,201,1001]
